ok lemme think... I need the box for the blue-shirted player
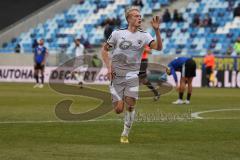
[33,39,48,88]
[166,57,196,104]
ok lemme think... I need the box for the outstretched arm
[149,16,163,51]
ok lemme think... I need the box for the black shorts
[34,63,45,70]
[139,59,148,79]
[205,66,212,75]
[181,59,196,78]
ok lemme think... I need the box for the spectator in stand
[15,44,21,53]
[83,39,91,49]
[94,0,101,13]
[202,13,212,27]
[234,3,240,17]
[192,14,200,27]
[173,9,179,22]
[79,0,84,5]
[104,19,115,41]
[80,36,91,49]
[162,9,171,23]
[101,17,121,28]
[132,0,144,8]
[177,13,184,22]
[115,16,122,27]
[233,37,240,55]
[101,18,110,27]
[226,46,233,56]
[173,9,184,23]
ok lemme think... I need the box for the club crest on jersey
[119,40,132,50]
[138,40,142,45]
[37,48,42,55]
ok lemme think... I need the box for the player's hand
[107,68,113,81]
[151,16,161,31]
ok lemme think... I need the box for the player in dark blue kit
[166,57,196,104]
[33,39,48,88]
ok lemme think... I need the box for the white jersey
[107,28,154,77]
[74,44,85,68]
[75,44,85,57]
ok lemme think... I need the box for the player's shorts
[138,59,148,79]
[109,76,139,103]
[34,63,45,70]
[181,59,196,78]
[205,66,212,75]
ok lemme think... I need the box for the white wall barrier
[0,66,239,88]
[0,66,109,84]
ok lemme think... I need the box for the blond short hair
[125,6,140,20]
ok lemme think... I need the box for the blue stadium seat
[1,0,240,55]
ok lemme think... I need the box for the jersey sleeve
[171,67,178,84]
[168,63,178,84]
[106,30,117,47]
[144,32,154,47]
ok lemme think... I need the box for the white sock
[121,109,136,137]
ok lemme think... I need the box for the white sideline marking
[0,119,122,124]
[1,109,240,124]
[191,109,240,119]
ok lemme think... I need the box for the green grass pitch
[0,83,240,160]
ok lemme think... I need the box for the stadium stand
[0,0,169,54]
[1,0,240,56]
[149,0,240,55]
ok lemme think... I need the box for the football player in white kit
[101,6,163,143]
[74,38,85,88]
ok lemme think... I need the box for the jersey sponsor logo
[138,40,143,45]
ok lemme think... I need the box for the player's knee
[127,105,135,112]
[188,85,192,91]
[125,97,136,106]
[179,85,184,91]
[188,81,193,88]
